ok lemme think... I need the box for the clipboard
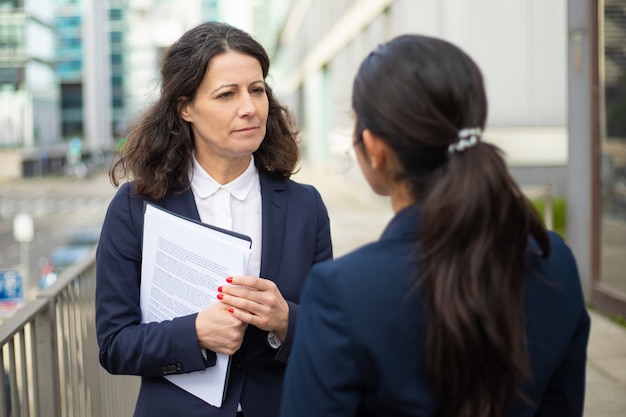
[140,202,252,407]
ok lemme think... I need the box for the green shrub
[587,304,626,330]
[530,196,567,239]
[610,314,626,329]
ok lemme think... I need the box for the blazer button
[232,363,243,373]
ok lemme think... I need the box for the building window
[599,0,626,301]
[111,53,122,65]
[109,8,123,21]
[110,31,123,44]
[111,75,123,87]
[0,17,24,57]
[56,16,81,27]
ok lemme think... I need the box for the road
[0,171,116,298]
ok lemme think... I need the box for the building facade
[0,0,60,177]
[54,0,82,137]
[124,0,207,119]
[0,0,288,178]
[274,0,626,317]
[55,0,127,147]
[274,0,568,189]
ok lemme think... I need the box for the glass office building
[0,0,60,150]
[55,0,127,140]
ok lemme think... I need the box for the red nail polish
[217,286,223,292]
[227,307,234,313]
[217,293,223,300]
[226,277,233,283]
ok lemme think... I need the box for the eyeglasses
[341,139,363,173]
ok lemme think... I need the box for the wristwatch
[266,330,282,349]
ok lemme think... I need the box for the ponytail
[419,142,550,417]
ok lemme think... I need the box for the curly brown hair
[111,21,300,199]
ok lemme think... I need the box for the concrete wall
[567,0,594,295]
[0,151,24,179]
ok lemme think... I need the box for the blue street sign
[0,270,24,317]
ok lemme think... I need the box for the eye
[217,91,234,99]
[250,86,266,95]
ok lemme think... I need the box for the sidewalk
[585,311,626,416]
[293,161,626,417]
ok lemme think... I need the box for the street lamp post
[13,213,34,287]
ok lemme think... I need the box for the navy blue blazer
[95,172,332,417]
[280,205,590,417]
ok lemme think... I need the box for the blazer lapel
[259,172,287,282]
[236,173,287,356]
[161,188,202,222]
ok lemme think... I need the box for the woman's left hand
[218,276,289,341]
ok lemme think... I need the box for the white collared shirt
[190,155,262,278]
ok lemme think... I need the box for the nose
[238,92,257,117]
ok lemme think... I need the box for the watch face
[267,331,282,349]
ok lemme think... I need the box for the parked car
[39,228,100,289]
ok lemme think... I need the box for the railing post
[33,303,61,417]
[80,273,102,417]
[0,355,6,417]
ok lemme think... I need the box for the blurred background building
[0,0,623,316]
[0,0,60,177]
[270,0,626,321]
[273,0,569,191]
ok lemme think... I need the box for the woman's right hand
[195,302,247,355]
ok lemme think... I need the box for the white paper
[140,203,251,407]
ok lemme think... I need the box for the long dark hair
[111,21,300,199]
[352,34,550,417]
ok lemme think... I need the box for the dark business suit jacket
[280,205,590,417]
[95,172,332,417]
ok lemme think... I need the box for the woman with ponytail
[280,34,590,417]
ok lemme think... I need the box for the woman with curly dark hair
[96,21,332,417]
[280,34,589,417]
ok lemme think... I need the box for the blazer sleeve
[95,183,212,377]
[534,305,590,417]
[273,184,333,363]
[279,261,362,417]
[528,232,591,417]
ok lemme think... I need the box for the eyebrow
[210,80,265,95]
[210,84,237,95]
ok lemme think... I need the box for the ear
[362,129,388,170]
[177,97,192,122]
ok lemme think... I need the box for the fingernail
[227,307,234,313]
[226,277,233,283]
[217,286,223,292]
[217,294,224,300]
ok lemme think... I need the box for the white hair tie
[448,127,482,154]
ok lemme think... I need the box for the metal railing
[0,249,139,417]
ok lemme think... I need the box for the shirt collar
[190,154,258,201]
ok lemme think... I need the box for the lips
[233,126,258,133]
